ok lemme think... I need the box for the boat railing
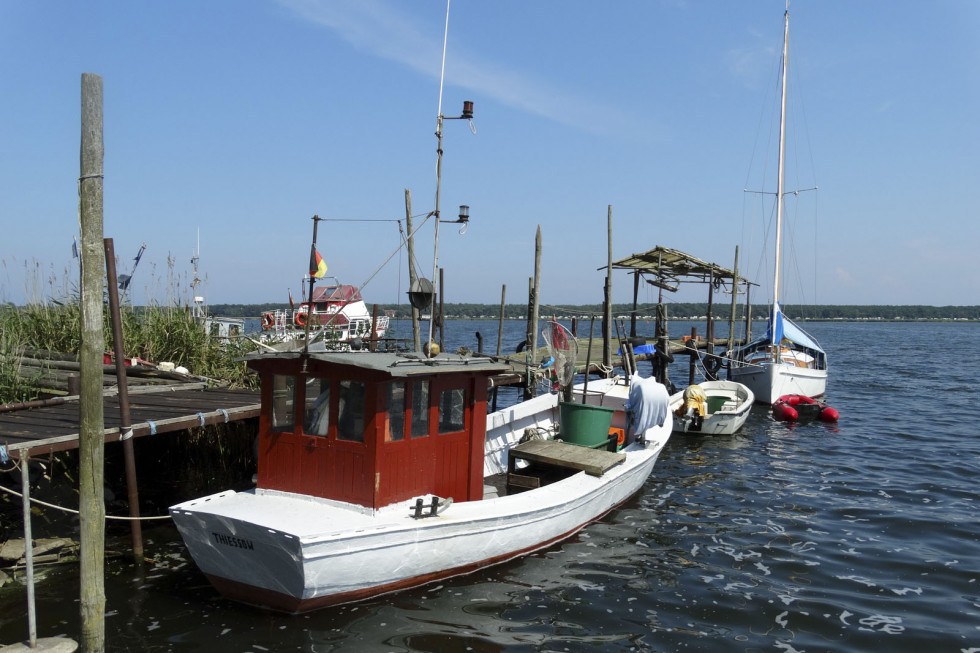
[263,309,390,342]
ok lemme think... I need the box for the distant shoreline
[211,302,980,322]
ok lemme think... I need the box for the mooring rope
[0,462,172,522]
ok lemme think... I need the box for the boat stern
[170,491,309,611]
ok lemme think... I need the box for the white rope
[0,467,172,522]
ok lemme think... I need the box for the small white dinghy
[668,380,755,436]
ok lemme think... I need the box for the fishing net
[541,319,578,391]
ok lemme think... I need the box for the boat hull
[730,361,826,405]
[170,438,666,613]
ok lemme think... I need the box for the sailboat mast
[773,6,790,305]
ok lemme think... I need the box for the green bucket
[706,395,727,414]
[559,401,616,447]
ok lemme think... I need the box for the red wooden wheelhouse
[247,351,508,511]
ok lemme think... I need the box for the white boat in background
[729,7,828,404]
[668,380,754,436]
[170,351,671,613]
[729,308,827,404]
[258,279,390,352]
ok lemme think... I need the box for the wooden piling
[21,450,37,648]
[727,246,740,356]
[603,206,613,368]
[496,284,505,358]
[370,304,380,351]
[438,267,445,352]
[687,327,698,386]
[525,227,542,400]
[524,277,534,399]
[706,270,716,351]
[79,72,106,653]
[103,238,143,561]
[405,189,422,353]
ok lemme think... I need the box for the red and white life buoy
[294,312,308,327]
[261,313,275,330]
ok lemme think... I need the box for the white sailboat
[729,6,828,405]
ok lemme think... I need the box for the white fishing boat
[170,351,672,613]
[668,380,754,436]
[729,6,828,404]
[258,280,390,352]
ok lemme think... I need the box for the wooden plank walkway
[0,386,260,459]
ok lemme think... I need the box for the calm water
[2,320,978,652]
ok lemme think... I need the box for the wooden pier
[0,385,260,460]
[489,332,733,382]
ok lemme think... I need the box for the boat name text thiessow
[211,532,255,551]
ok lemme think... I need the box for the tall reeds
[0,300,257,404]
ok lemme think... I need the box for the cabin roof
[311,284,362,303]
[245,351,509,378]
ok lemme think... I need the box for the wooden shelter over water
[604,245,755,385]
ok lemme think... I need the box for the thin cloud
[277,0,633,135]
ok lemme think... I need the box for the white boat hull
[668,380,755,435]
[730,361,827,405]
[170,435,667,613]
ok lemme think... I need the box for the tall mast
[427,0,452,352]
[773,6,789,305]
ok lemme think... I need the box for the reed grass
[0,301,257,404]
[0,323,44,403]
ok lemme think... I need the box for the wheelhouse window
[271,374,296,432]
[387,381,406,441]
[410,380,429,438]
[303,378,331,437]
[438,387,465,434]
[337,380,366,442]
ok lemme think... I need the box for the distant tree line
[207,302,980,322]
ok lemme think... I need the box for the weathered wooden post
[727,246,740,361]
[524,277,534,399]
[496,284,506,357]
[688,327,698,386]
[405,189,422,353]
[104,238,143,561]
[524,227,542,400]
[20,449,37,648]
[370,304,380,351]
[79,71,107,653]
[603,205,613,369]
[744,284,753,343]
[438,267,445,352]
[630,270,640,338]
[706,269,715,352]
[532,226,541,362]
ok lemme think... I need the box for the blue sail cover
[766,302,785,345]
[766,301,824,353]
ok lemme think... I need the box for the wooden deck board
[509,439,625,477]
[0,387,260,458]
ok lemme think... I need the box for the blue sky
[1,0,978,310]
